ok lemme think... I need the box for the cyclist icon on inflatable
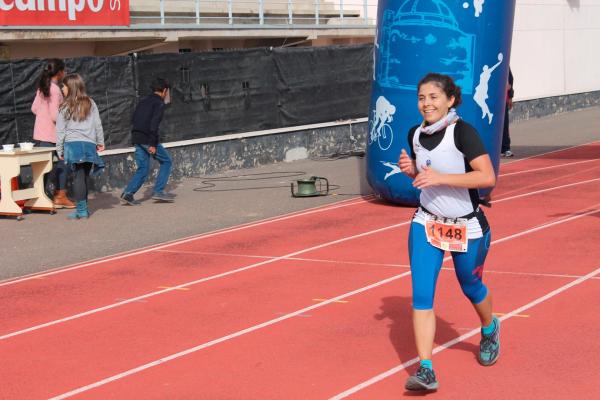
[369,95,396,151]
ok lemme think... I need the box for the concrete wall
[93,120,367,192]
[8,42,97,60]
[511,0,600,101]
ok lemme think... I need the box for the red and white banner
[0,0,129,26]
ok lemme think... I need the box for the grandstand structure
[0,0,377,59]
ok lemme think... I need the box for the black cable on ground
[192,171,347,193]
[192,171,303,192]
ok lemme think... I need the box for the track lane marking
[499,158,599,177]
[496,165,599,199]
[155,251,600,280]
[491,177,599,203]
[45,207,599,399]
[154,250,412,269]
[313,299,349,304]
[494,312,529,318]
[501,140,599,166]
[329,265,600,399]
[1,182,597,341]
[3,142,596,286]
[0,221,411,341]
[0,196,372,287]
[48,272,413,400]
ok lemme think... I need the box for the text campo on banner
[0,0,129,26]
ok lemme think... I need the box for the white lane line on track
[499,158,599,177]
[2,180,597,341]
[0,196,372,287]
[329,264,600,399]
[501,140,600,166]
[154,249,411,269]
[46,206,599,399]
[491,177,600,203]
[155,250,600,280]
[3,143,596,287]
[495,165,600,201]
[47,271,413,400]
[0,221,411,341]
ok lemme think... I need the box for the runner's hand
[148,146,156,154]
[398,149,416,177]
[413,165,442,189]
[96,145,105,152]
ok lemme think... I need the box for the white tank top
[412,123,484,238]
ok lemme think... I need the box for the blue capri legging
[408,221,491,310]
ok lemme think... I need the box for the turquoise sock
[482,316,497,336]
[420,359,433,370]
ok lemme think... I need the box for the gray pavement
[1,106,599,280]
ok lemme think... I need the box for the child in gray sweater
[56,73,105,219]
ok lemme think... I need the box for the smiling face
[418,82,455,125]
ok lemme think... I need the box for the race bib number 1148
[425,219,468,252]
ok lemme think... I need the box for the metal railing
[130,0,378,27]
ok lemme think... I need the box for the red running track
[0,142,598,399]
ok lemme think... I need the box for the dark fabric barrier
[273,44,372,126]
[12,59,44,144]
[135,48,279,142]
[0,62,18,144]
[0,44,373,148]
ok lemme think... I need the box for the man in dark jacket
[121,78,174,204]
[501,68,514,157]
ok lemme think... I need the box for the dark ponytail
[37,58,65,98]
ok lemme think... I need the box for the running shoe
[479,317,500,366]
[120,193,141,206]
[501,150,514,158]
[405,366,439,391]
[152,192,175,202]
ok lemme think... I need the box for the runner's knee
[460,281,488,304]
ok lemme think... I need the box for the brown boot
[53,190,76,209]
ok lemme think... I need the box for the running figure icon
[473,53,503,124]
[369,95,396,151]
[474,0,485,17]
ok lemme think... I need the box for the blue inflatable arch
[367,0,516,205]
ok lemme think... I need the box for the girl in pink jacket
[31,58,75,209]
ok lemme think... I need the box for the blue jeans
[37,140,67,191]
[124,144,172,195]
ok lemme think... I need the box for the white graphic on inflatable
[474,0,485,17]
[381,161,402,180]
[473,53,503,124]
[462,0,484,17]
[369,96,396,151]
[377,1,476,93]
